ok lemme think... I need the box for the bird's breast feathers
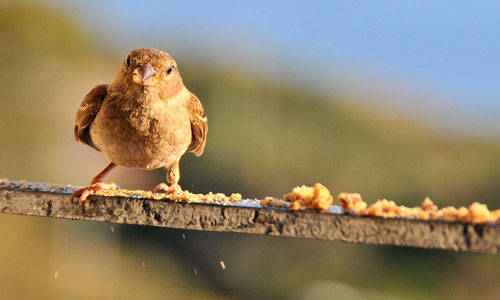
[90,89,192,169]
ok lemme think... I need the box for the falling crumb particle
[220,261,226,270]
[110,226,115,233]
[142,261,146,268]
[182,233,186,239]
[54,271,59,279]
[194,268,198,275]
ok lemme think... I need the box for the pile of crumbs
[94,188,242,204]
[343,195,500,223]
[261,183,500,224]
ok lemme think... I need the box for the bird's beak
[133,62,161,87]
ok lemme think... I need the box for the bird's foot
[153,182,182,194]
[71,182,119,213]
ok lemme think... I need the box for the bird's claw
[71,182,118,213]
[153,182,182,194]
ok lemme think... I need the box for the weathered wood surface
[0,179,498,254]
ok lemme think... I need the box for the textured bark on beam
[0,179,498,254]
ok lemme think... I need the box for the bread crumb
[260,197,288,208]
[463,202,496,223]
[289,201,302,210]
[421,197,437,213]
[338,193,367,212]
[357,199,433,220]
[433,206,467,222]
[230,193,242,201]
[358,199,396,218]
[282,183,333,212]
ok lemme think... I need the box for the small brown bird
[72,48,207,210]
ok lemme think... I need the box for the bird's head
[114,48,183,96]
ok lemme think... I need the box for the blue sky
[58,0,500,131]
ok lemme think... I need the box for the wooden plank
[0,179,498,254]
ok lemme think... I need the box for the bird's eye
[166,66,174,75]
[125,55,131,67]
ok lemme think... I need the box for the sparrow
[71,48,207,211]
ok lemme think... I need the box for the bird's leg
[71,162,118,212]
[153,160,182,194]
[166,161,182,193]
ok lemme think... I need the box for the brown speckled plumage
[72,48,207,210]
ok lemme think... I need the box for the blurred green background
[0,2,499,299]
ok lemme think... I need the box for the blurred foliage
[0,2,499,300]
[180,64,500,207]
[0,2,89,60]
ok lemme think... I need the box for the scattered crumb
[354,197,498,224]
[194,268,198,275]
[282,183,333,212]
[284,185,313,202]
[358,199,400,218]
[289,201,301,210]
[93,188,243,204]
[54,271,59,279]
[421,197,438,213]
[260,197,288,208]
[433,206,469,222]
[110,226,115,233]
[220,261,226,270]
[338,193,367,212]
[356,198,433,220]
[142,261,146,268]
[182,233,186,239]
[463,202,496,223]
[231,193,242,201]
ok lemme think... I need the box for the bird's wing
[186,93,208,156]
[74,84,108,151]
